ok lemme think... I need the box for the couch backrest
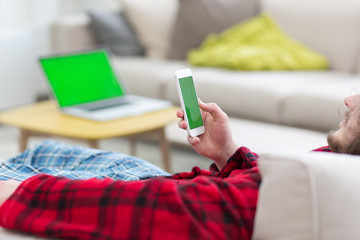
[253,151,360,240]
[119,0,179,59]
[119,0,261,60]
[51,0,360,74]
[262,0,360,73]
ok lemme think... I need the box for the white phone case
[175,68,205,137]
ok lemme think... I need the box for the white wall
[0,0,116,110]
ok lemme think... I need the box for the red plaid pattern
[0,146,329,239]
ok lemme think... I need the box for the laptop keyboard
[63,95,172,121]
[75,98,131,112]
[87,101,131,112]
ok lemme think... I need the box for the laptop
[38,47,172,121]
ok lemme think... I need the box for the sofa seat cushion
[165,68,353,128]
[254,151,360,240]
[113,57,355,132]
[166,117,326,154]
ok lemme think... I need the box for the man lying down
[0,94,357,240]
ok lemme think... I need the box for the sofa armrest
[253,151,360,240]
[50,14,100,52]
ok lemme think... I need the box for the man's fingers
[176,109,184,118]
[176,109,187,129]
[178,119,187,129]
[199,102,226,120]
[187,135,200,146]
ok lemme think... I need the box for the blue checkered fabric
[0,140,170,181]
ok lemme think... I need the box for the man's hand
[0,180,21,207]
[177,101,238,170]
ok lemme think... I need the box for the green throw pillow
[187,13,328,70]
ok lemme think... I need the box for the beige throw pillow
[167,0,260,59]
[120,0,178,59]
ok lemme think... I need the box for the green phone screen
[179,76,203,129]
[40,50,124,107]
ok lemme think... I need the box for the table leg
[88,139,98,149]
[128,129,171,173]
[19,128,30,152]
[159,127,171,173]
[129,137,137,156]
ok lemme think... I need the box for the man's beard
[326,110,350,153]
[327,130,341,153]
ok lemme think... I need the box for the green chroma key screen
[179,76,203,129]
[40,49,124,107]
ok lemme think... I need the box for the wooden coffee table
[0,100,179,172]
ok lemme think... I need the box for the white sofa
[42,1,360,239]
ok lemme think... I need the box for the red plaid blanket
[0,147,261,239]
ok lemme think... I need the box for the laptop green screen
[39,49,125,107]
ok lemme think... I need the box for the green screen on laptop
[39,49,125,107]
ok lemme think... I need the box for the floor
[0,124,211,174]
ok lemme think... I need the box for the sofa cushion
[279,73,360,131]
[164,68,349,127]
[87,10,144,56]
[112,57,354,132]
[253,151,360,240]
[113,57,187,99]
[164,67,280,123]
[262,0,360,72]
[120,0,178,59]
[188,13,328,70]
[166,118,327,154]
[167,0,260,59]
[51,15,100,52]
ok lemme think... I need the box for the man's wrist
[214,142,239,170]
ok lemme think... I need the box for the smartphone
[175,68,205,137]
